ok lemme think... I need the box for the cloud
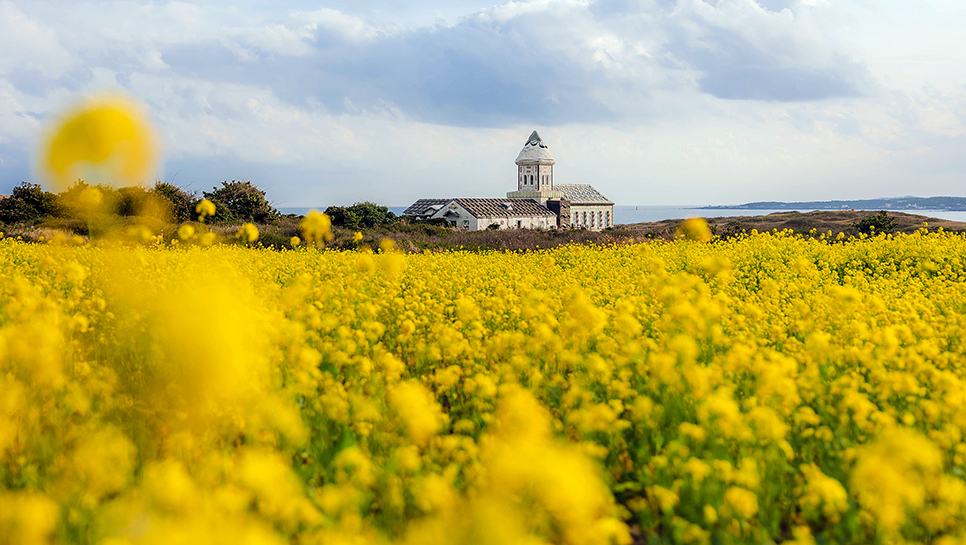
[140,0,872,127]
[0,0,872,130]
[151,6,621,127]
[663,0,870,101]
[0,1,74,78]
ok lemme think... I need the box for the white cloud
[0,0,73,77]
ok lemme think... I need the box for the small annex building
[403,198,556,231]
[403,131,614,231]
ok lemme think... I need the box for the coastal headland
[622,209,966,239]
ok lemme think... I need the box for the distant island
[703,196,966,211]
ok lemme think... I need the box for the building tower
[507,130,562,205]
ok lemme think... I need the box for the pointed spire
[526,130,547,148]
[516,130,555,165]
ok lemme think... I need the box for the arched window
[606,211,610,227]
[574,212,578,224]
[583,212,587,225]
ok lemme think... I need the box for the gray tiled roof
[555,184,613,205]
[455,198,555,218]
[403,198,451,216]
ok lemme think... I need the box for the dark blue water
[277,206,966,225]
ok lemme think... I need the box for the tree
[151,182,195,222]
[854,211,898,235]
[203,180,279,223]
[324,202,397,229]
[59,180,120,218]
[117,186,154,217]
[0,182,63,224]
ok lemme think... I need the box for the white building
[403,131,614,231]
[402,198,556,230]
[556,184,615,230]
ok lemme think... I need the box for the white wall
[429,201,556,231]
[570,205,614,230]
[478,216,554,230]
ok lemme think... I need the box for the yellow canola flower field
[3,228,966,545]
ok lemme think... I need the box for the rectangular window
[463,220,470,229]
[574,212,578,224]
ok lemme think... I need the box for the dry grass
[5,210,964,250]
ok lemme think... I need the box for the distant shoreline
[702,196,966,211]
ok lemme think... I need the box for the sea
[277,206,966,225]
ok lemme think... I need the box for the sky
[1,0,966,207]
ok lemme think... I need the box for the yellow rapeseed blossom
[388,380,447,446]
[724,487,759,520]
[2,228,966,544]
[0,492,60,545]
[852,428,944,534]
[798,464,849,521]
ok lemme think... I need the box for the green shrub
[152,182,195,222]
[0,182,63,224]
[325,202,397,229]
[203,180,279,223]
[853,211,898,235]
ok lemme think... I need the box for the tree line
[1,178,418,233]
[0,180,280,225]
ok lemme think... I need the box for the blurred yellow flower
[724,487,759,519]
[78,186,103,208]
[177,224,195,241]
[40,94,157,190]
[677,217,712,242]
[0,492,60,545]
[389,381,446,446]
[299,210,333,246]
[238,223,259,244]
[196,199,216,221]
